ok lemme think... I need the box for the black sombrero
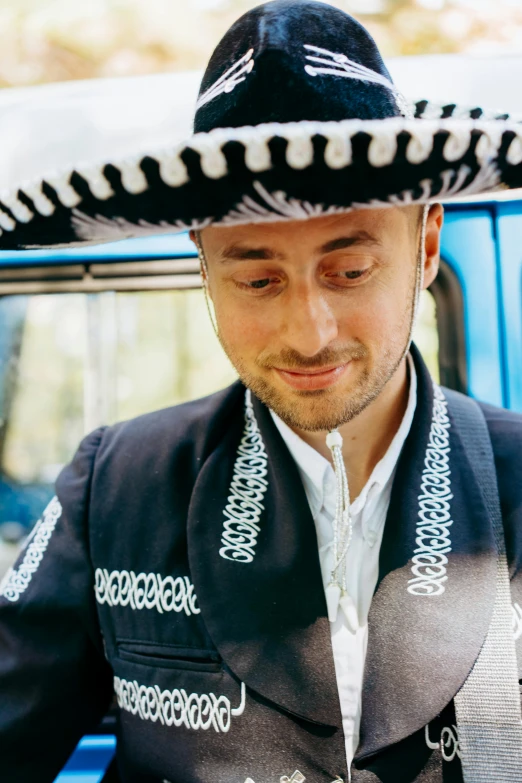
[1,0,522,250]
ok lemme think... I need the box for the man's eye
[233,275,279,293]
[248,278,271,289]
[326,268,368,282]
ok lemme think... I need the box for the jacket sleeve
[0,427,114,783]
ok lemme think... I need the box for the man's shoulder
[474,401,522,567]
[476,401,522,522]
[95,380,245,468]
[477,399,522,456]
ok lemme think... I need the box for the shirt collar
[270,352,418,522]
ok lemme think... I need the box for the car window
[415,288,439,384]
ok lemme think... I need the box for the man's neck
[290,356,410,500]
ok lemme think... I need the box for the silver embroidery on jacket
[425,723,461,762]
[94,569,200,616]
[408,384,454,596]
[113,677,246,732]
[219,389,268,563]
[94,568,200,615]
[0,496,62,602]
[243,772,342,783]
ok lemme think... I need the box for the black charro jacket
[2,345,522,783]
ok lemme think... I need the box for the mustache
[258,344,367,371]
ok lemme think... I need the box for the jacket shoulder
[93,380,245,478]
[477,401,522,571]
[478,400,522,457]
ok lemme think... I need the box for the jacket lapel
[356,346,497,763]
[188,388,342,729]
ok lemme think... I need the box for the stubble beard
[215,252,420,433]
[224,338,407,432]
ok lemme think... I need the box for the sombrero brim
[1,101,522,249]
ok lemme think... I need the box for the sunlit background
[1,0,522,87]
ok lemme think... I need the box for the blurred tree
[0,0,521,88]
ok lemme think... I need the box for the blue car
[0,190,520,779]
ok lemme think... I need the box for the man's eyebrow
[318,231,382,254]
[218,230,381,262]
[218,244,285,262]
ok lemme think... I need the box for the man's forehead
[200,205,414,255]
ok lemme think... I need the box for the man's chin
[271,401,355,432]
[251,382,362,432]
[241,359,393,432]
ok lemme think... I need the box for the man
[2,1,522,782]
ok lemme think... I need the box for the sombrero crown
[194,0,407,131]
[2,0,522,249]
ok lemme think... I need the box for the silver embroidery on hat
[71,210,211,243]
[303,44,412,118]
[0,118,507,240]
[197,48,255,110]
[222,180,348,224]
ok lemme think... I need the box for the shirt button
[366,530,377,547]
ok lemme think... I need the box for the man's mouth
[273,362,351,391]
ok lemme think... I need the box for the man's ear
[423,203,444,289]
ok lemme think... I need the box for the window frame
[429,258,467,394]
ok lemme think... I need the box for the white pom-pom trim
[406,125,435,164]
[0,116,518,241]
[244,136,272,172]
[154,148,189,186]
[367,118,403,167]
[417,102,444,120]
[474,124,505,166]
[0,208,16,231]
[189,136,228,179]
[22,182,56,216]
[75,164,115,200]
[285,131,315,170]
[46,173,82,208]
[506,130,522,166]
[119,158,148,194]
[443,125,472,162]
[0,192,34,223]
[323,124,354,168]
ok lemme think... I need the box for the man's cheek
[219,318,268,366]
[338,308,391,342]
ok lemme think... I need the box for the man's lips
[273,362,351,391]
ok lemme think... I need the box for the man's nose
[280,284,338,357]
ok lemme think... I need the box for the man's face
[195,205,439,432]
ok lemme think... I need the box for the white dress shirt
[270,354,417,773]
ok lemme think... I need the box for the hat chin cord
[325,203,429,627]
[195,208,429,628]
[194,231,220,339]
